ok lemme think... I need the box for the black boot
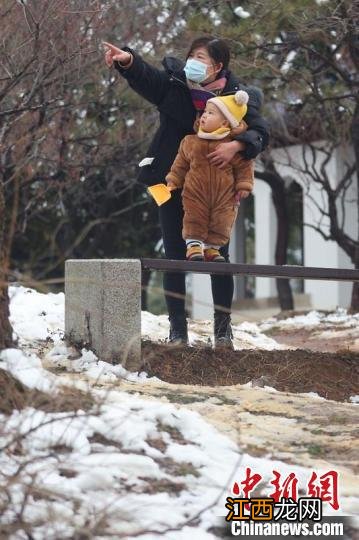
[214,311,234,350]
[168,314,188,345]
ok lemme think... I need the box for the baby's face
[200,102,229,133]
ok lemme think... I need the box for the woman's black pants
[158,189,234,318]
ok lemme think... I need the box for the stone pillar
[65,259,141,371]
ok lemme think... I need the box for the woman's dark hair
[186,36,230,70]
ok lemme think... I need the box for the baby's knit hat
[207,90,249,127]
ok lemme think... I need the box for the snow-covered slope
[0,285,357,538]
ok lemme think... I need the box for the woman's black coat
[115,49,269,187]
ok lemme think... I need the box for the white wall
[191,273,212,319]
[253,180,277,298]
[270,143,356,309]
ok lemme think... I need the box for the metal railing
[141,259,359,282]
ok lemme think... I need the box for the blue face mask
[184,58,208,83]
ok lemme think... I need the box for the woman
[103,36,269,348]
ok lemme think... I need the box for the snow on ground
[142,311,287,350]
[1,371,335,538]
[9,285,64,344]
[260,308,359,331]
[8,283,359,389]
[260,308,359,355]
[8,285,287,386]
[1,285,358,537]
[44,341,151,384]
[0,348,58,393]
[0,364,244,537]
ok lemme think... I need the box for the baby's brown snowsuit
[166,131,254,246]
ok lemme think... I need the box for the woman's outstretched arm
[103,42,170,106]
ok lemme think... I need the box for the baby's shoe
[186,244,204,261]
[204,247,225,262]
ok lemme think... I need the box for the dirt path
[59,371,359,510]
[42,322,359,514]
[266,326,359,353]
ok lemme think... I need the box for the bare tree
[225,0,358,309]
[0,179,13,348]
[263,0,358,309]
[255,154,294,310]
[1,0,104,348]
[0,0,196,347]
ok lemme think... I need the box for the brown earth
[53,342,358,514]
[141,341,359,402]
[264,325,359,353]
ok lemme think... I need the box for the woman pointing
[103,36,269,348]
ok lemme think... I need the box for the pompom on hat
[207,90,249,128]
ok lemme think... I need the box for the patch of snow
[281,50,297,73]
[260,308,359,331]
[299,392,325,400]
[9,285,64,344]
[209,9,221,26]
[0,349,58,393]
[263,386,278,393]
[142,312,287,351]
[322,308,358,325]
[234,6,251,18]
[45,344,153,384]
[157,11,169,24]
[142,311,170,341]
[4,408,91,454]
[288,98,303,105]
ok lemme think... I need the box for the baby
[166,90,254,261]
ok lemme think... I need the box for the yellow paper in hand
[147,184,172,206]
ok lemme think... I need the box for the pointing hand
[102,41,132,67]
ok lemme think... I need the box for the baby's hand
[166,181,178,191]
[234,190,250,206]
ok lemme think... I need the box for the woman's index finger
[102,41,117,51]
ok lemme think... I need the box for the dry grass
[0,368,96,415]
[141,341,359,402]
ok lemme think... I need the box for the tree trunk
[350,248,359,312]
[0,282,13,349]
[271,182,293,310]
[0,179,13,350]
[256,165,294,311]
[350,101,359,312]
[276,279,294,311]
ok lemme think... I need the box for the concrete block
[65,259,141,371]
